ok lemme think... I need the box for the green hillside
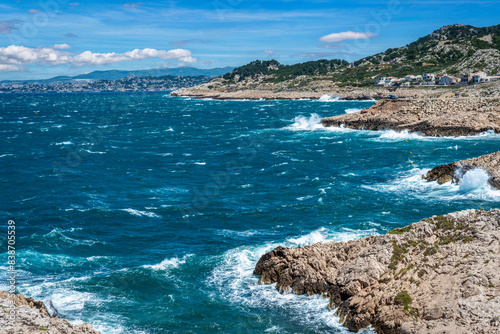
[217,24,500,87]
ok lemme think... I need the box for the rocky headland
[171,77,500,101]
[254,209,500,334]
[423,151,500,189]
[0,291,100,334]
[321,98,500,136]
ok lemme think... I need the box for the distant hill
[221,59,348,83]
[213,24,500,87]
[337,24,500,85]
[0,66,234,86]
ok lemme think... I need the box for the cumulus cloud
[0,45,196,71]
[0,64,23,72]
[73,48,196,65]
[0,45,73,66]
[53,43,71,50]
[319,31,377,43]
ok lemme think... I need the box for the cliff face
[0,291,101,334]
[321,98,500,136]
[424,151,500,189]
[254,209,500,334]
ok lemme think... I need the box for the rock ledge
[254,209,500,333]
[0,291,101,334]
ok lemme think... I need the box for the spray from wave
[286,114,323,131]
[318,94,341,102]
[457,168,491,192]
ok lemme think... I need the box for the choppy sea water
[1,92,499,333]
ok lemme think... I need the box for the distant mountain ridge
[1,66,234,85]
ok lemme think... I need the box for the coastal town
[375,71,500,87]
[0,74,209,93]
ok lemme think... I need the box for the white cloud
[0,64,23,71]
[263,50,275,56]
[53,43,72,50]
[73,48,196,65]
[0,45,73,66]
[0,45,196,71]
[28,9,41,14]
[319,31,377,43]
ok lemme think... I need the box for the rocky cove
[254,209,500,334]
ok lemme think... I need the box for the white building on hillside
[473,72,487,84]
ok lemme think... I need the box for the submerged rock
[424,150,500,189]
[254,209,500,333]
[0,291,101,334]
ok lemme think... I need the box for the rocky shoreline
[424,150,500,189]
[171,79,500,101]
[254,209,500,334]
[0,291,101,334]
[321,98,500,136]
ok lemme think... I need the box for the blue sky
[0,0,499,80]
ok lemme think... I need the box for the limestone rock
[424,150,500,189]
[254,209,500,334]
[0,291,101,334]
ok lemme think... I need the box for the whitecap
[142,254,193,271]
[121,208,160,218]
[345,108,362,114]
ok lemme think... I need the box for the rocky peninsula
[321,98,500,136]
[254,209,500,334]
[171,77,500,101]
[424,151,500,189]
[0,291,100,334]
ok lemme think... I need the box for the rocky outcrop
[171,74,500,101]
[0,291,101,334]
[254,209,500,334]
[321,98,500,136]
[424,151,500,189]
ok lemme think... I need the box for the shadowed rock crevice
[254,209,500,334]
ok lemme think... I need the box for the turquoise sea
[1,92,499,333]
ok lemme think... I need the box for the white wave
[82,149,106,154]
[207,227,377,333]
[345,108,362,114]
[318,94,341,102]
[194,161,206,165]
[373,129,500,142]
[55,141,74,145]
[216,229,269,238]
[142,254,192,271]
[286,113,323,131]
[458,168,490,192]
[365,167,500,201]
[121,208,160,218]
